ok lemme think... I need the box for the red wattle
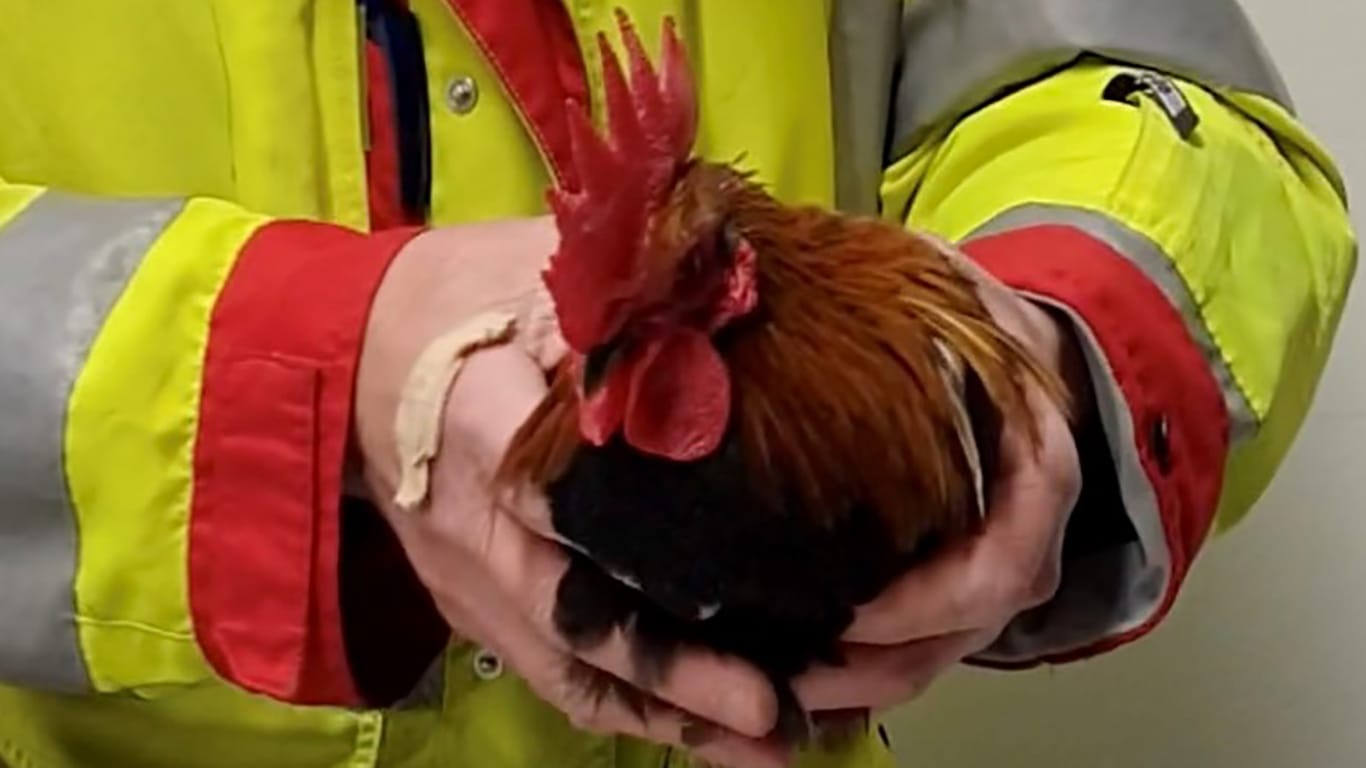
[623,328,730,462]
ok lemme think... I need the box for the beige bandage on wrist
[391,286,564,512]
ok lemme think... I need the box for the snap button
[472,648,503,680]
[445,75,479,115]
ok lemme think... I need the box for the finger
[463,579,787,768]
[793,630,991,713]
[441,343,564,541]
[844,407,1078,645]
[481,507,779,738]
[425,379,778,739]
[579,618,779,739]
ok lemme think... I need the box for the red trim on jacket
[446,0,587,188]
[189,222,421,706]
[963,225,1230,665]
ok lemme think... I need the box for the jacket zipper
[1102,69,1200,141]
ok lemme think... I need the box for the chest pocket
[0,0,366,225]
[0,1,234,199]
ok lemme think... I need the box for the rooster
[495,10,1064,747]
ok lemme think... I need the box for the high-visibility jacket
[0,1,1355,766]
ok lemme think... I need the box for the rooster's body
[497,13,1058,744]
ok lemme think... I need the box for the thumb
[443,342,566,541]
[390,312,550,515]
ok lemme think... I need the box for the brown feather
[498,163,1066,549]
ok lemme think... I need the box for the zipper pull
[1103,69,1200,141]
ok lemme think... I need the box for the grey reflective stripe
[0,190,182,691]
[827,0,901,216]
[893,0,1293,155]
[965,204,1259,443]
[977,301,1169,661]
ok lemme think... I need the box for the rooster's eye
[679,249,706,280]
[719,221,743,260]
[692,222,733,271]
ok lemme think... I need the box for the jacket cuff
[188,220,424,706]
[961,224,1230,665]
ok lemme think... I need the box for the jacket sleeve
[881,9,1357,664]
[0,179,431,705]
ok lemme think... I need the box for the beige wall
[886,1,1366,765]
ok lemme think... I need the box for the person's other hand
[353,220,786,768]
[795,237,1088,715]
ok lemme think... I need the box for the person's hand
[353,219,787,768]
[794,236,1088,715]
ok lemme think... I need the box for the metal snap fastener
[472,648,503,680]
[445,75,479,114]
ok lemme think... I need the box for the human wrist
[353,217,559,507]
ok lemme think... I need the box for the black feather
[546,428,935,745]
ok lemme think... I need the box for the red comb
[543,11,698,352]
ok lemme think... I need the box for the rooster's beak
[581,339,625,397]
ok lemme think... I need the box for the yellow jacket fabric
[0,1,1354,766]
